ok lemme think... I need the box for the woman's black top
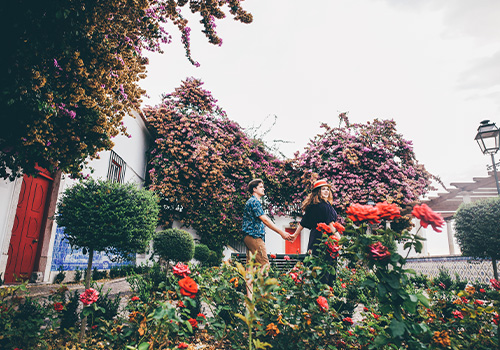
[300,201,338,254]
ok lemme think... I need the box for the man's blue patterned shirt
[242,195,265,239]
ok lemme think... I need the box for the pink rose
[368,242,391,261]
[80,288,99,306]
[172,262,191,277]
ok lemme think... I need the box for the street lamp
[475,120,500,195]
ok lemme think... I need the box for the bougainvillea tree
[0,0,252,180]
[291,113,435,228]
[145,78,294,253]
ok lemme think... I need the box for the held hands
[281,231,294,241]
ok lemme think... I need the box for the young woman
[291,178,340,255]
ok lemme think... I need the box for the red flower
[188,317,198,328]
[348,330,354,336]
[343,317,354,325]
[172,262,191,278]
[341,283,346,288]
[439,282,446,289]
[474,299,484,305]
[53,302,64,312]
[289,266,303,284]
[411,204,445,232]
[316,296,329,312]
[491,278,500,291]
[316,222,332,233]
[346,204,380,224]
[363,307,369,312]
[131,296,140,301]
[375,202,401,220]
[493,313,499,325]
[368,242,391,261]
[452,310,463,319]
[197,313,206,319]
[480,288,486,293]
[178,342,189,349]
[179,276,199,298]
[324,239,341,259]
[283,255,291,261]
[270,254,276,259]
[178,301,185,308]
[372,313,380,320]
[332,222,345,234]
[80,288,99,306]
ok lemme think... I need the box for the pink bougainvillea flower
[316,222,332,233]
[343,317,354,325]
[452,310,463,319]
[172,262,191,278]
[53,302,64,312]
[131,296,140,301]
[368,241,391,261]
[179,276,199,298]
[332,222,345,234]
[412,204,445,232]
[491,278,500,291]
[316,296,329,312]
[80,288,99,306]
[375,201,401,220]
[346,204,380,224]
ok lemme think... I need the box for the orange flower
[229,277,239,288]
[179,276,199,298]
[332,222,345,234]
[375,201,401,220]
[346,204,380,224]
[316,222,332,233]
[265,323,279,337]
[432,330,451,347]
[412,204,444,232]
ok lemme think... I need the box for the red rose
[346,204,380,224]
[80,288,99,306]
[172,262,191,278]
[491,278,500,291]
[179,276,198,298]
[375,202,401,220]
[178,342,189,349]
[368,242,391,261]
[411,204,445,232]
[131,296,140,301]
[332,222,345,234]
[53,302,64,312]
[316,223,332,233]
[316,296,329,312]
[343,317,354,325]
[188,317,198,328]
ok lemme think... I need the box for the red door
[285,227,301,254]
[4,171,52,283]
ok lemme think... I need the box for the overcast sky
[139,0,500,196]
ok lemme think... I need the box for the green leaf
[234,313,248,324]
[416,293,430,308]
[389,319,406,338]
[138,342,150,350]
[152,306,168,320]
[253,339,272,349]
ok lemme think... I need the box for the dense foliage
[0,0,252,180]
[454,197,500,278]
[153,228,195,263]
[291,114,435,228]
[3,202,499,349]
[145,78,294,253]
[56,179,159,285]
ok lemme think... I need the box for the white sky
[139,0,500,196]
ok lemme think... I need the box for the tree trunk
[493,258,498,280]
[79,248,94,343]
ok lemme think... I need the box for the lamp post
[475,120,500,195]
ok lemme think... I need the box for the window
[107,151,126,183]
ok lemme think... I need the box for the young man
[242,178,291,266]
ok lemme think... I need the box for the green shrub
[73,268,82,283]
[194,244,211,263]
[153,228,194,263]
